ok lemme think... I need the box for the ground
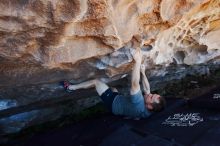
[2,69,220,146]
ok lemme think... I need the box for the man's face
[144,94,160,110]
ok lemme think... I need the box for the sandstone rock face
[1,0,219,86]
[154,0,220,65]
[0,0,220,135]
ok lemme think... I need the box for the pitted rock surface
[0,0,220,135]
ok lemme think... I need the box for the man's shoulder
[113,94,127,102]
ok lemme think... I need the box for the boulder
[0,0,220,135]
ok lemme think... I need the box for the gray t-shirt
[112,90,152,118]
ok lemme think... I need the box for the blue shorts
[100,88,119,111]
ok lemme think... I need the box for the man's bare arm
[130,48,142,95]
[141,65,150,95]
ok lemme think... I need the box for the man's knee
[94,79,109,96]
[94,79,104,87]
[94,79,102,85]
[111,87,118,93]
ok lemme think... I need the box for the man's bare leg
[68,79,109,96]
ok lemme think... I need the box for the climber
[61,48,166,118]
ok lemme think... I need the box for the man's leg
[111,87,118,93]
[67,79,118,111]
[68,79,109,96]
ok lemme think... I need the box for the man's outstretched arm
[141,65,150,95]
[130,48,142,95]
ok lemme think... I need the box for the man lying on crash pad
[62,48,166,119]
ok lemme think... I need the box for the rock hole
[173,51,186,64]
[155,51,159,57]
[168,42,173,47]
[176,36,181,41]
[187,30,191,35]
[141,45,153,51]
[195,45,208,55]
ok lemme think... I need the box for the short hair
[151,96,166,112]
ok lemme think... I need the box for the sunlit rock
[1,0,219,86]
[154,0,220,65]
[0,0,220,135]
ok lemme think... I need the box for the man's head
[144,93,166,112]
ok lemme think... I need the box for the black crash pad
[6,87,220,146]
[101,88,220,146]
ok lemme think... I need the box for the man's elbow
[131,81,139,89]
[130,84,140,95]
